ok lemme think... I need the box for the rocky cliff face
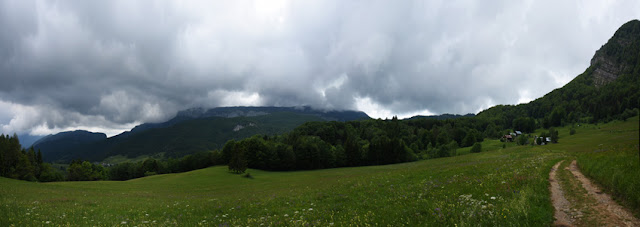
[589,20,640,87]
[589,55,623,87]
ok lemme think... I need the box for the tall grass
[577,144,640,216]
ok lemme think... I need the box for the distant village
[502,130,554,145]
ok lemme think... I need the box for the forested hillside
[477,20,640,128]
[32,130,106,162]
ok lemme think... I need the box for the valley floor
[1,117,638,226]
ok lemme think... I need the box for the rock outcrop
[588,19,640,87]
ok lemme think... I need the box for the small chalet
[515,131,522,136]
[502,134,513,142]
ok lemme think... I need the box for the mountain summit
[590,19,640,87]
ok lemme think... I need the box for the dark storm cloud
[0,0,638,136]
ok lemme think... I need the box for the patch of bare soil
[568,160,640,227]
[550,160,574,226]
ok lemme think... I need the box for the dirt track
[549,160,573,226]
[549,160,640,226]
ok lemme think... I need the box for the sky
[0,0,639,137]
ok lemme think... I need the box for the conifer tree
[228,144,247,174]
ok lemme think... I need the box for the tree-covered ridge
[478,19,640,127]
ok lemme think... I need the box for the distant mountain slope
[478,19,640,127]
[36,107,370,162]
[405,113,475,121]
[17,134,44,149]
[32,130,106,161]
[98,112,326,160]
[122,106,369,137]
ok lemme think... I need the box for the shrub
[549,128,559,143]
[470,143,482,153]
[517,135,528,145]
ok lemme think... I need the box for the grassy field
[1,117,637,226]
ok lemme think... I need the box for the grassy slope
[1,117,637,226]
[572,117,640,215]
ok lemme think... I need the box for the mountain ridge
[34,107,370,162]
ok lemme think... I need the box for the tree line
[0,134,64,182]
[0,134,221,182]
[63,151,220,181]
[224,116,496,172]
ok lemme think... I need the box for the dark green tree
[517,134,528,145]
[470,142,482,153]
[344,134,362,166]
[512,117,536,133]
[38,163,64,182]
[462,133,476,147]
[550,107,566,127]
[221,140,237,164]
[67,160,106,181]
[228,144,247,174]
[549,128,559,143]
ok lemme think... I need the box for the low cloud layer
[0,0,638,136]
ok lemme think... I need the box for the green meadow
[1,117,638,226]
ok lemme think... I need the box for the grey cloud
[0,0,639,135]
